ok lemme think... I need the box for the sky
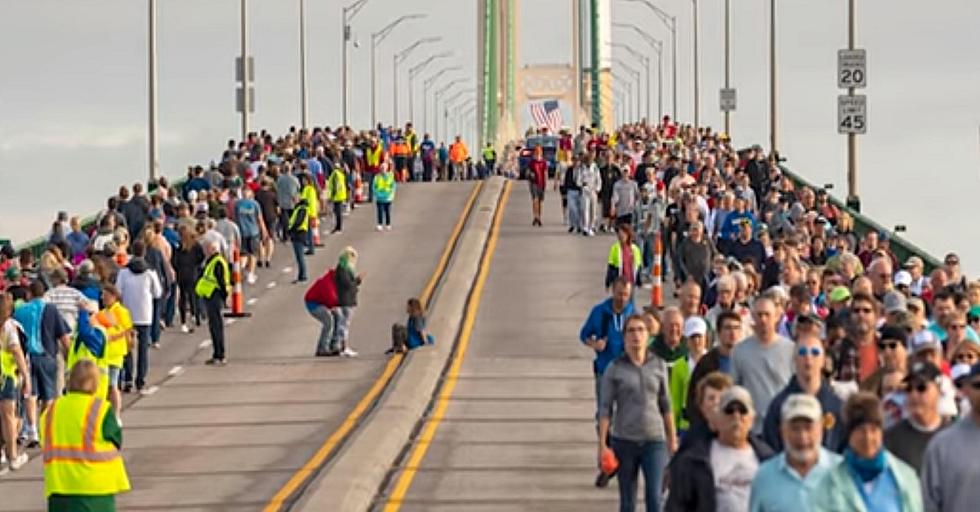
[1,0,979,271]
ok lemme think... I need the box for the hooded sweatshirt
[114,257,162,326]
[579,297,635,375]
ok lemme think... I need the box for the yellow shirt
[103,302,133,368]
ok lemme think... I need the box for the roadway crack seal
[372,181,511,511]
[264,181,486,512]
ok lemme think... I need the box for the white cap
[781,394,823,423]
[951,363,973,383]
[684,316,708,338]
[894,270,913,287]
[912,330,941,354]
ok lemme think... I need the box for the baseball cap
[951,363,973,385]
[4,266,21,281]
[878,325,909,343]
[829,286,852,303]
[911,330,941,354]
[781,394,823,423]
[683,317,708,338]
[718,386,755,415]
[893,271,913,288]
[904,361,942,386]
[904,256,924,268]
[883,291,907,314]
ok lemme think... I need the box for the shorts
[30,354,59,401]
[0,376,17,401]
[242,235,260,255]
[529,184,545,201]
[108,366,122,388]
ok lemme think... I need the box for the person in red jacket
[304,268,340,356]
[528,147,548,227]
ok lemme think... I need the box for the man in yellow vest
[328,165,348,234]
[100,285,133,426]
[196,241,230,366]
[42,359,130,512]
[67,304,111,402]
[299,173,319,254]
[405,122,419,181]
[365,138,384,202]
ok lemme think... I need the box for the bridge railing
[779,163,942,274]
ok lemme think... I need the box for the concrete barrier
[292,176,507,512]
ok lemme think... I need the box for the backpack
[13,300,45,356]
[387,323,408,354]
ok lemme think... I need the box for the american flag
[530,100,563,133]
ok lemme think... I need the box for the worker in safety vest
[299,173,319,255]
[42,359,130,511]
[482,143,497,177]
[448,136,469,181]
[372,163,397,231]
[66,305,112,401]
[100,285,133,425]
[364,138,384,202]
[196,240,230,366]
[405,123,419,181]
[391,138,411,182]
[1,292,31,472]
[328,165,348,234]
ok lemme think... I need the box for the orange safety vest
[449,142,468,163]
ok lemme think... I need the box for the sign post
[841,0,862,212]
[719,88,736,113]
[837,95,866,134]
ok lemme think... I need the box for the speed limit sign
[838,95,867,134]
[838,49,867,89]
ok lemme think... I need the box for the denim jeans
[333,306,353,347]
[292,239,308,281]
[376,201,392,226]
[164,282,177,326]
[566,190,581,231]
[123,324,151,389]
[308,305,336,353]
[610,437,666,512]
[150,297,164,343]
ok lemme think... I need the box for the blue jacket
[579,298,634,375]
[763,378,846,453]
[719,210,757,241]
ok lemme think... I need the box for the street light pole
[434,78,469,142]
[692,0,700,130]
[612,22,663,122]
[394,39,444,124]
[148,0,159,183]
[723,0,730,134]
[423,65,462,133]
[299,0,308,130]
[614,59,641,123]
[342,0,370,127]
[769,0,778,154]
[370,15,425,126]
[622,0,677,120]
[846,0,858,209]
[240,0,250,141]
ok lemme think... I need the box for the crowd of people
[573,116,978,512]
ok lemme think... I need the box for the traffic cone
[354,172,365,203]
[224,241,251,318]
[651,235,663,309]
[311,214,324,247]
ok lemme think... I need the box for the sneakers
[376,225,383,232]
[180,324,190,334]
[247,273,258,285]
[204,358,227,366]
[384,225,392,231]
[9,453,28,471]
[315,349,340,357]
[151,342,161,350]
[340,347,358,357]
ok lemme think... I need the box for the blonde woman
[333,247,364,357]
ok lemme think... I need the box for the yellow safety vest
[482,146,496,161]
[366,145,382,167]
[406,131,418,153]
[288,204,310,234]
[195,254,230,299]
[42,393,130,497]
[608,242,643,276]
[301,184,319,218]
[103,303,133,368]
[66,329,109,400]
[329,170,348,202]
[1,328,17,382]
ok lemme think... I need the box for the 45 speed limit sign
[838,95,867,134]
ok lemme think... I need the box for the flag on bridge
[529,100,563,134]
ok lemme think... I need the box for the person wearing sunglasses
[909,330,959,419]
[813,392,923,512]
[921,363,980,512]
[861,326,910,399]
[762,334,845,453]
[666,386,774,512]
[884,362,950,474]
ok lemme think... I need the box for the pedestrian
[115,241,162,394]
[686,311,743,430]
[563,154,582,234]
[635,180,663,283]
[70,259,103,303]
[0,292,31,472]
[298,173,319,254]
[920,362,980,512]
[883,362,949,474]
[449,135,469,181]
[254,177,279,268]
[669,316,708,435]
[327,164,348,234]
[287,193,311,283]
[140,228,171,350]
[679,371,734,451]
[43,267,86,332]
[66,303,111,403]
[304,267,340,357]
[812,392,923,511]
[333,246,363,358]
[173,226,205,333]
[749,394,843,512]
[100,284,132,426]
[373,162,396,231]
[276,165,301,242]
[42,360,130,511]
[527,147,548,227]
[610,166,640,226]
[233,186,268,285]
[598,314,677,512]
[731,296,796,433]
[762,333,845,453]
[576,152,601,236]
[665,385,774,512]
[196,240,230,366]
[605,224,642,290]
[404,298,434,350]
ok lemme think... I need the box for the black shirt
[884,418,948,474]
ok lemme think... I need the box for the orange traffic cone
[651,235,663,309]
[311,214,324,247]
[354,172,365,203]
[224,241,251,318]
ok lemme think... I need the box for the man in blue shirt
[233,187,268,285]
[419,134,436,182]
[750,394,842,512]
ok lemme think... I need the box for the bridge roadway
[374,186,635,511]
[0,181,477,512]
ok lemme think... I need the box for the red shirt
[529,159,548,189]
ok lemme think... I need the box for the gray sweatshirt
[611,179,640,217]
[921,417,980,512]
[599,352,671,442]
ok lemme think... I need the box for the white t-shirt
[710,439,759,512]
[1,319,19,352]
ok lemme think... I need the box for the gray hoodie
[611,178,640,217]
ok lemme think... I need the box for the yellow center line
[263,181,484,512]
[383,180,512,511]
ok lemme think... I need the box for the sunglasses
[877,341,902,351]
[723,403,749,416]
[907,382,931,394]
[797,346,823,357]
[955,353,978,362]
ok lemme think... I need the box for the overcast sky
[1,0,978,270]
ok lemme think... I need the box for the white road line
[247,298,258,305]
[267,281,277,289]
[168,365,183,376]
[142,386,159,396]
[225,318,236,326]
[199,339,212,348]
[282,267,293,273]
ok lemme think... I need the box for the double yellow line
[383,180,512,511]
[263,181,484,512]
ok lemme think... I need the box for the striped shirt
[43,285,86,331]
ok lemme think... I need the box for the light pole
[239,0,251,141]
[342,0,371,127]
[444,90,472,142]
[370,14,425,126]
[692,0,700,130]
[613,59,642,123]
[423,65,462,133]
[298,0,309,130]
[608,41,649,122]
[622,0,677,121]
[434,78,469,142]
[148,0,158,183]
[612,22,664,121]
[846,0,858,210]
[395,42,445,124]
[612,72,634,121]
[770,0,777,154]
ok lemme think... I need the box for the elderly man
[867,257,894,301]
[763,333,845,452]
[749,395,843,512]
[666,386,774,512]
[731,297,796,433]
[884,362,949,474]
[196,240,230,366]
[921,362,980,511]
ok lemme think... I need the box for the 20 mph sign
[838,49,866,89]
[838,95,867,134]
